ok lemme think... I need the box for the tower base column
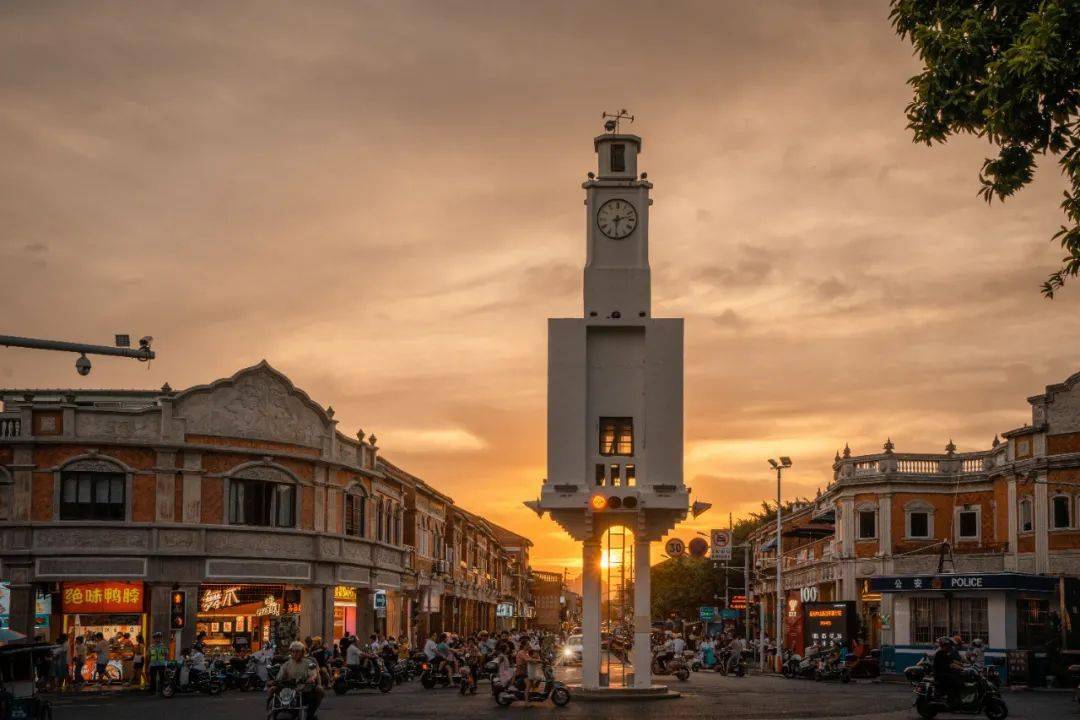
[632,538,653,688]
[582,537,602,690]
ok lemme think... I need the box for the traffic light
[588,493,639,511]
[170,591,186,629]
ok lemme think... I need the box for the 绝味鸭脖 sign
[61,581,144,614]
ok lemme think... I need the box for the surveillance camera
[75,354,91,376]
[139,336,153,349]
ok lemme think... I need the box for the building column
[1034,474,1049,574]
[6,582,36,640]
[1005,476,1018,571]
[878,494,892,557]
[632,537,652,688]
[839,497,855,558]
[581,537,602,690]
[178,583,200,651]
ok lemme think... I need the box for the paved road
[49,671,1074,720]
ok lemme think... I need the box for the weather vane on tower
[602,109,634,133]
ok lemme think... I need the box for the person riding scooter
[932,636,963,703]
[270,641,322,720]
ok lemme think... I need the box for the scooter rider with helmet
[270,641,322,720]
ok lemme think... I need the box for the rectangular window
[599,417,633,456]
[1020,500,1033,532]
[59,471,125,521]
[857,510,876,539]
[1053,496,1071,529]
[950,598,988,642]
[909,512,929,538]
[611,144,625,172]
[610,464,621,487]
[958,509,979,539]
[910,597,948,645]
[595,463,606,486]
[625,464,636,487]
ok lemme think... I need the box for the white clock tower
[528,119,688,693]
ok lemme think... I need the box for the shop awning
[868,572,1057,594]
[759,537,777,551]
[783,526,833,539]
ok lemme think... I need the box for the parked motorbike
[844,648,880,680]
[491,673,570,707]
[651,650,691,682]
[266,679,309,720]
[330,658,394,694]
[718,649,748,677]
[160,660,225,698]
[812,650,851,683]
[787,644,823,680]
[781,648,801,679]
[905,663,1007,720]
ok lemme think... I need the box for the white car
[561,635,583,665]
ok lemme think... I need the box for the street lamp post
[768,456,792,673]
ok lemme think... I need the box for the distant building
[748,370,1080,683]
[0,361,531,658]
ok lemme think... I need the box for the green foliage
[651,556,722,620]
[890,0,1080,296]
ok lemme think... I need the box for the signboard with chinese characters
[802,601,856,648]
[61,581,144,614]
[334,586,357,603]
[698,605,715,621]
[496,602,515,618]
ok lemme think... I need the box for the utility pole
[768,456,792,673]
[1,334,155,375]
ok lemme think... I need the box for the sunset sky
[3,1,1080,572]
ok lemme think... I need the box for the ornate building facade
[748,370,1080,682]
[0,361,531,656]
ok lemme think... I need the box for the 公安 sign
[868,572,1057,594]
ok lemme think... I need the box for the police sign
[868,572,1057,594]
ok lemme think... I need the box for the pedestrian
[120,632,135,685]
[72,635,87,686]
[148,632,168,693]
[51,633,69,692]
[132,633,146,688]
[93,633,111,684]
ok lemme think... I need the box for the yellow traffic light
[590,494,607,511]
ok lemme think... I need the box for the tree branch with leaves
[890,0,1080,296]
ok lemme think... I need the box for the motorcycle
[419,657,457,689]
[651,650,691,682]
[330,658,394,694]
[266,679,309,720]
[787,644,823,680]
[844,647,880,680]
[718,648,748,677]
[491,673,570,707]
[812,650,850,683]
[160,659,225,697]
[780,648,800,678]
[905,662,1007,720]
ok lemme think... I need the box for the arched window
[228,464,296,528]
[1018,497,1033,533]
[345,486,367,537]
[1052,495,1072,529]
[60,458,127,521]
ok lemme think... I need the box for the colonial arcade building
[749,370,1080,682]
[0,361,531,659]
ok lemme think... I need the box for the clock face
[596,199,638,240]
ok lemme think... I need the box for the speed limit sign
[664,538,686,557]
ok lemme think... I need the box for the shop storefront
[869,572,1059,683]
[197,584,300,654]
[333,586,358,640]
[60,581,146,682]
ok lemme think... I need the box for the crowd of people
[29,630,172,692]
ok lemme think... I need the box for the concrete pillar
[178,583,199,651]
[300,586,334,640]
[1034,475,1049,574]
[878,494,892,557]
[148,584,174,647]
[632,537,652,688]
[7,582,36,640]
[839,498,855,558]
[582,537,602,690]
[181,453,202,524]
[1005,477,1018,571]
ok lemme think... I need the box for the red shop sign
[61,581,144,614]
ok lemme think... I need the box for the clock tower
[584,133,652,320]
[528,118,689,694]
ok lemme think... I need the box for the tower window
[595,463,606,486]
[599,417,633,456]
[611,144,626,172]
[625,464,636,486]
[610,464,621,487]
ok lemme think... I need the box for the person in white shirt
[346,641,364,670]
[672,634,686,655]
[423,633,438,661]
